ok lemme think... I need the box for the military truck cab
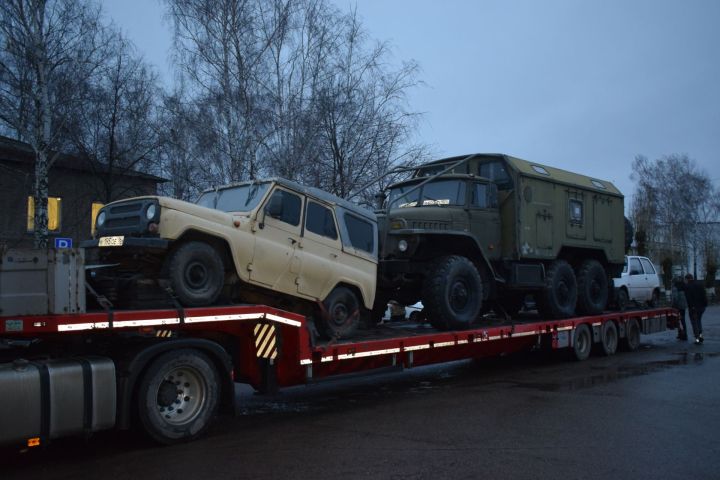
[378,154,625,328]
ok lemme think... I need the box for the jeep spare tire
[169,241,225,307]
[423,255,483,330]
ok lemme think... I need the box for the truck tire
[538,260,577,319]
[169,241,224,307]
[576,260,608,316]
[137,349,220,444]
[600,320,618,356]
[572,323,592,361]
[320,287,361,339]
[620,318,641,351]
[423,255,483,330]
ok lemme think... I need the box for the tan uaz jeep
[83,178,378,338]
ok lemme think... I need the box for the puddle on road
[511,351,720,392]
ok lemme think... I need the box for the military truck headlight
[146,203,157,220]
[96,211,106,228]
[398,239,408,252]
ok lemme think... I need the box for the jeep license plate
[99,236,124,247]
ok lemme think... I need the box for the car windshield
[388,179,466,209]
[196,182,270,212]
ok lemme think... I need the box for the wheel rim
[331,303,350,327]
[184,261,209,290]
[156,365,207,425]
[557,279,571,305]
[449,279,470,312]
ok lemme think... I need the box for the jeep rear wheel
[320,287,361,339]
[169,241,225,307]
[423,255,483,330]
[576,260,608,315]
[538,260,577,319]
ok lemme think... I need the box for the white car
[383,301,425,322]
[613,255,662,309]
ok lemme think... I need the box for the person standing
[684,274,708,344]
[672,277,688,340]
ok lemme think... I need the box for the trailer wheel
[423,255,483,330]
[620,318,641,351]
[539,260,577,319]
[572,323,592,361]
[169,241,224,307]
[320,287,361,339]
[600,321,618,356]
[576,260,608,315]
[137,349,220,444]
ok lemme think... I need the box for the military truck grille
[411,221,448,230]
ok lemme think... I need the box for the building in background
[0,136,165,249]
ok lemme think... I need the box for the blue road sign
[54,237,73,248]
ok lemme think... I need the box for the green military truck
[376,153,626,329]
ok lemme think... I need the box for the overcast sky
[104,0,720,206]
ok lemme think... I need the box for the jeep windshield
[196,182,270,212]
[388,179,466,209]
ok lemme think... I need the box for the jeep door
[250,187,303,291]
[467,181,501,261]
[297,200,343,299]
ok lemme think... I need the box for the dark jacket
[685,281,708,310]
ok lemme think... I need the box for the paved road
[4,306,720,480]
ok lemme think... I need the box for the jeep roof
[200,177,376,222]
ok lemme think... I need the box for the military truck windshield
[389,179,466,208]
[196,182,270,212]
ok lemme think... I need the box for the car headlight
[146,203,157,220]
[97,211,106,227]
[398,239,408,252]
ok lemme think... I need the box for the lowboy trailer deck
[0,303,678,447]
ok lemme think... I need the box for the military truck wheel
[539,260,577,319]
[168,241,225,307]
[576,260,608,315]
[423,256,483,330]
[320,287,361,339]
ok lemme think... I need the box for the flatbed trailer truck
[1,299,677,447]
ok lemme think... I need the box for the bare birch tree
[0,0,108,247]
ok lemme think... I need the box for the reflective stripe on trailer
[254,323,278,360]
[57,312,302,332]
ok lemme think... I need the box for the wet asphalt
[4,306,720,480]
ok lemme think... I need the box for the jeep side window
[640,258,656,275]
[629,257,642,275]
[344,213,374,253]
[266,189,301,226]
[306,201,338,240]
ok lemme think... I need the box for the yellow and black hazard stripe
[253,323,278,360]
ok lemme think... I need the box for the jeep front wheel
[169,241,225,307]
[423,255,483,330]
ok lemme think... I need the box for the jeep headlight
[398,239,408,252]
[96,210,106,228]
[146,203,157,220]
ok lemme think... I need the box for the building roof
[0,135,167,183]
